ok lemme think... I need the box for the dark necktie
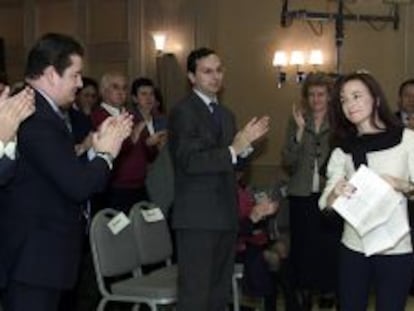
[209,102,221,129]
[62,111,72,133]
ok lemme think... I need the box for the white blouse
[319,128,414,255]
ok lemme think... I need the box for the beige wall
[215,0,414,185]
[0,0,413,184]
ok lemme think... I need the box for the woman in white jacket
[319,72,414,311]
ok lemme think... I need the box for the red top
[91,107,157,189]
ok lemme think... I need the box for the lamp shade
[290,50,305,66]
[309,49,323,65]
[152,33,167,52]
[272,50,288,67]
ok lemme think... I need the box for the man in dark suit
[169,47,270,311]
[396,78,414,127]
[0,87,34,184]
[395,78,414,297]
[0,33,133,311]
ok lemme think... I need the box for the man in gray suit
[0,86,34,184]
[169,47,270,311]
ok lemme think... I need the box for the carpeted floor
[239,294,414,310]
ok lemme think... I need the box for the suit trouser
[3,280,60,311]
[175,229,237,311]
[339,245,414,311]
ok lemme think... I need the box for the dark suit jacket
[169,91,238,231]
[0,156,16,186]
[0,157,16,241]
[68,106,92,145]
[0,91,110,289]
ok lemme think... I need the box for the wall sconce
[309,49,323,70]
[290,50,305,83]
[272,49,324,87]
[272,51,288,88]
[152,33,167,56]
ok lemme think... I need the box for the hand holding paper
[331,165,408,256]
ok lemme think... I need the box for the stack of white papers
[332,165,409,256]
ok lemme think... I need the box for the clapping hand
[146,130,168,149]
[0,86,35,143]
[292,102,305,142]
[250,199,279,223]
[231,116,270,155]
[292,102,305,129]
[93,113,133,158]
[242,116,270,143]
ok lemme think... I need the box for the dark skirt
[289,194,342,292]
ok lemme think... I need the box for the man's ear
[187,72,195,85]
[43,65,57,86]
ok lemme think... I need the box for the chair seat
[149,264,177,279]
[111,268,177,299]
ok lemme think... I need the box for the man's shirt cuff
[228,146,237,164]
[0,141,16,160]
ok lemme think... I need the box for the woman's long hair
[329,72,400,145]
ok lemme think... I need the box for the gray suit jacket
[169,92,238,231]
[281,115,331,196]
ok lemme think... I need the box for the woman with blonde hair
[282,72,341,310]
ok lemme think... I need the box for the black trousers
[339,245,414,311]
[3,280,60,311]
[289,194,341,292]
[175,229,237,311]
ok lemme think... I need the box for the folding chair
[90,208,176,311]
[129,201,174,268]
[130,201,247,311]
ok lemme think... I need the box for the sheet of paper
[360,200,409,256]
[332,165,409,256]
[332,165,402,236]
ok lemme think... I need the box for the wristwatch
[96,151,114,170]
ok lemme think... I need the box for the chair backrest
[145,144,175,215]
[129,201,173,265]
[90,208,140,277]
